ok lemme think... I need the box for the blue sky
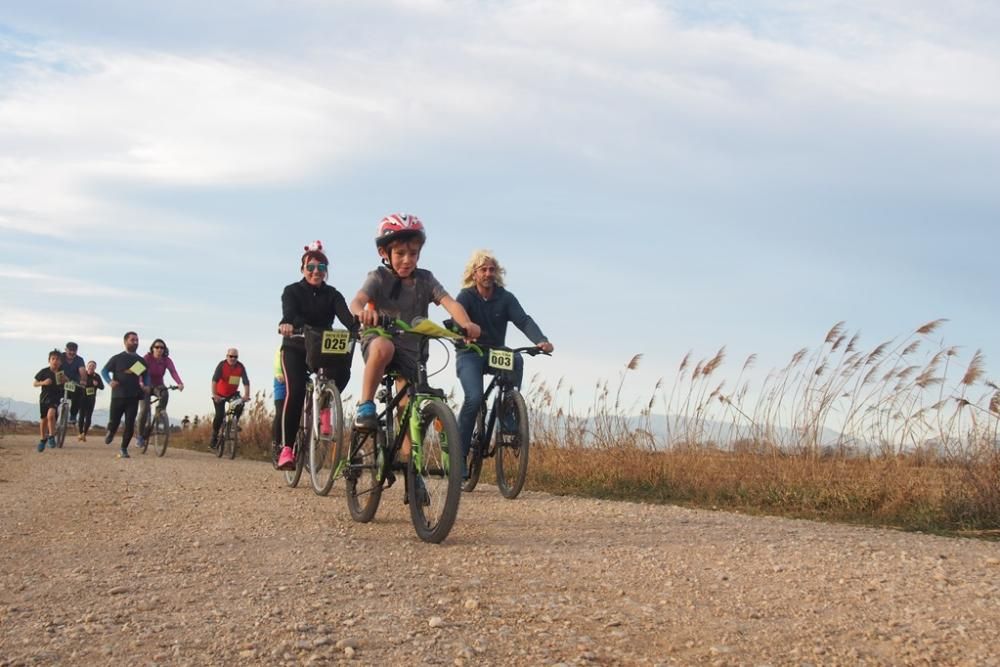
[1,0,997,425]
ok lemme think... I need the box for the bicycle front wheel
[225,416,239,460]
[152,411,170,457]
[55,403,69,448]
[285,396,310,487]
[215,418,227,458]
[408,400,462,543]
[462,405,486,492]
[309,384,346,496]
[345,428,383,522]
[495,390,530,499]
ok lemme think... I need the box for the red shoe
[277,446,296,471]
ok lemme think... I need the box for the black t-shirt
[102,351,146,399]
[82,372,105,399]
[59,353,86,384]
[35,367,62,404]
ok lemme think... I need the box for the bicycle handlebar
[442,319,551,357]
[284,316,363,339]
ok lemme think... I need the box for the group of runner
[30,213,553,472]
[31,335,186,457]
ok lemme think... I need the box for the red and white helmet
[375,213,426,249]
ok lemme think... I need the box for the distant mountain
[564,413,852,451]
[2,395,109,425]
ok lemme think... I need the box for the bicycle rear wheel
[462,405,486,492]
[309,384,346,496]
[152,410,170,457]
[225,415,239,459]
[285,395,310,487]
[55,403,69,448]
[408,400,462,543]
[345,428,383,522]
[495,390,530,499]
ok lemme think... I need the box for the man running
[101,332,148,458]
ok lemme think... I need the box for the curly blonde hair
[461,249,506,288]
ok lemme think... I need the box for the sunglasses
[227,355,239,359]
[305,263,328,273]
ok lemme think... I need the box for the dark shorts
[361,336,421,383]
[39,399,58,418]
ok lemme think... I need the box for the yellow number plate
[65,381,77,392]
[321,329,351,355]
[228,376,241,386]
[488,349,514,371]
[86,388,96,396]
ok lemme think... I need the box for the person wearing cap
[210,348,250,448]
[58,342,88,428]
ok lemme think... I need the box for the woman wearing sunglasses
[137,338,185,447]
[275,241,357,471]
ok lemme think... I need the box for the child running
[32,349,63,451]
[349,214,481,452]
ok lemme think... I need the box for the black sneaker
[209,433,218,449]
[104,432,114,445]
[404,477,431,506]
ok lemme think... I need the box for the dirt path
[1,433,998,665]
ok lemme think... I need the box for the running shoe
[47,436,56,448]
[354,401,377,431]
[37,439,46,452]
[404,476,431,506]
[104,432,114,445]
[276,446,295,471]
[117,448,130,459]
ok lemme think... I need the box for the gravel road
[1,433,998,666]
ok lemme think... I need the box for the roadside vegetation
[171,319,999,536]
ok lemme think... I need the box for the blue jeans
[457,351,523,462]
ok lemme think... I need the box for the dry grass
[521,319,999,535]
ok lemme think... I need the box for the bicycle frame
[474,346,548,458]
[370,337,449,481]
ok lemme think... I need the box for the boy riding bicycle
[350,213,481,459]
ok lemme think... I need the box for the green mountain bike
[343,317,467,544]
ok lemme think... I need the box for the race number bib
[228,376,241,386]
[86,388,96,396]
[488,349,514,371]
[321,329,351,355]
[65,381,78,392]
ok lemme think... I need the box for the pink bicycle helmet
[375,213,426,249]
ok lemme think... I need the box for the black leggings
[212,397,244,434]
[280,343,349,447]
[107,397,140,448]
[78,396,97,434]
[272,399,285,445]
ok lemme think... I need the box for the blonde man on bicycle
[455,249,553,477]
